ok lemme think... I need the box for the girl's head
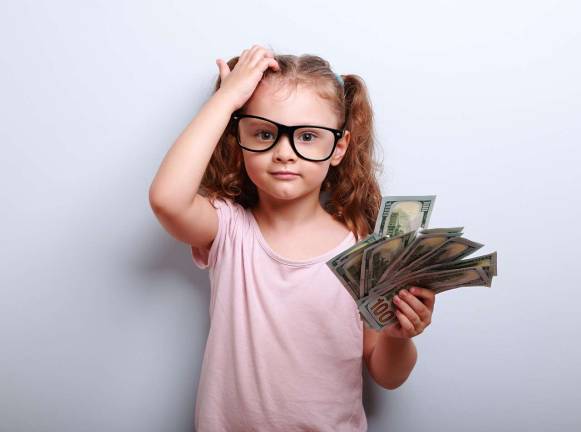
[200,52,383,241]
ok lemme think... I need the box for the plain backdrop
[1,1,580,431]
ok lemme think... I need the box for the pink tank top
[191,197,367,431]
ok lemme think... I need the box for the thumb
[216,58,230,80]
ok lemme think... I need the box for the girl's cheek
[242,155,264,180]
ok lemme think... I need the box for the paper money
[360,231,416,298]
[326,195,498,331]
[373,195,436,237]
[327,235,385,301]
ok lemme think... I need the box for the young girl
[149,44,436,432]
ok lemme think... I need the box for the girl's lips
[270,172,299,179]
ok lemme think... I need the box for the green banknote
[326,195,499,331]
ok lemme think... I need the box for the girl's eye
[298,132,318,142]
[255,130,275,140]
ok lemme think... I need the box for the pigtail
[322,74,383,242]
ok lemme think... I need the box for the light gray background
[1,1,579,431]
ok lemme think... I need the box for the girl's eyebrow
[250,115,330,127]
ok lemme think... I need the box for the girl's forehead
[244,81,338,126]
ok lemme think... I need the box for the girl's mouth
[270,172,299,179]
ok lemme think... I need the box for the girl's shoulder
[191,196,249,269]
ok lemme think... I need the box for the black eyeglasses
[230,111,346,162]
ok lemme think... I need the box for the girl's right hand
[215,44,281,111]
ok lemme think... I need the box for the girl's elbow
[376,358,417,390]
[379,374,410,390]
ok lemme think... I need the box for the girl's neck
[251,195,326,233]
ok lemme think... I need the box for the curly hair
[199,51,384,242]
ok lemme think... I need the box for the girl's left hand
[382,286,436,339]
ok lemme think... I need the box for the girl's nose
[272,133,297,161]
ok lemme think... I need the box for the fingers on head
[234,46,277,74]
[259,57,279,72]
[251,47,276,68]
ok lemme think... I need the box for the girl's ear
[330,130,351,167]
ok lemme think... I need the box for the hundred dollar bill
[373,195,436,238]
[325,192,499,331]
[391,236,485,278]
[416,251,497,277]
[326,234,383,300]
[386,251,497,289]
[339,235,387,299]
[392,266,493,293]
[375,231,461,286]
[358,264,494,330]
[420,227,464,235]
[360,230,417,298]
[357,287,399,330]
[430,267,494,292]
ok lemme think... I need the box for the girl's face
[239,80,351,205]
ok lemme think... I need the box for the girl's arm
[363,287,435,389]
[149,46,279,249]
[149,89,236,212]
[148,89,236,248]
[364,328,417,390]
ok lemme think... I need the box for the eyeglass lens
[238,117,335,160]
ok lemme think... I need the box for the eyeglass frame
[230,111,347,162]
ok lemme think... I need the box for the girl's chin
[257,185,307,201]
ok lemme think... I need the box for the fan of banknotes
[326,195,498,331]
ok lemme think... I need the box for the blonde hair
[199,52,384,242]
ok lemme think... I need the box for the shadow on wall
[363,363,386,418]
